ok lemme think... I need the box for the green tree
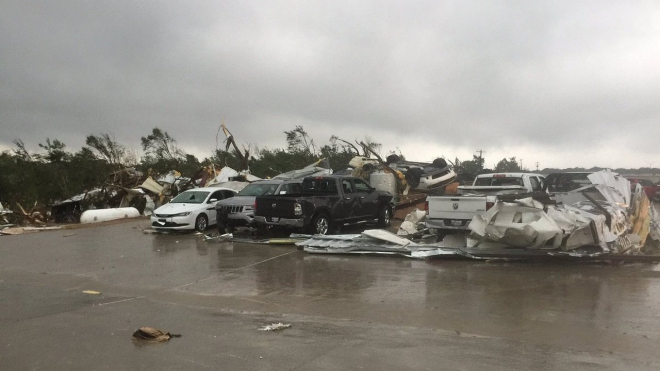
[494,157,521,172]
[454,155,485,175]
[141,128,185,164]
[85,133,132,168]
[38,138,69,163]
[285,126,317,157]
[140,128,198,174]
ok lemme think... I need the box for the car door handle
[345,197,352,200]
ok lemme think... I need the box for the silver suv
[215,179,302,233]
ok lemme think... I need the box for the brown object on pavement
[132,327,181,342]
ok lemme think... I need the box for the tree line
[0,126,375,208]
[1,126,656,209]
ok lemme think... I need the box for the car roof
[182,187,236,192]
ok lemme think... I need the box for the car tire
[310,213,331,235]
[378,206,391,228]
[255,224,268,235]
[62,213,78,223]
[217,220,230,234]
[195,214,208,232]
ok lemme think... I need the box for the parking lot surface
[1,219,660,370]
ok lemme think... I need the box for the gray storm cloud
[1,0,659,168]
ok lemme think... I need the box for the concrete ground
[1,219,660,370]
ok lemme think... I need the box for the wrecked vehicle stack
[453,170,660,260]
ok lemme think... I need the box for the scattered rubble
[397,209,428,237]
[258,323,292,332]
[290,170,660,262]
[0,226,63,236]
[465,170,660,257]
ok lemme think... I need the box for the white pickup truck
[425,172,546,231]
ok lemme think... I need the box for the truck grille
[225,206,243,214]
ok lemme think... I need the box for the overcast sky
[2,1,659,170]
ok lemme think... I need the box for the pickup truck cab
[254,176,394,235]
[215,178,302,233]
[426,172,545,232]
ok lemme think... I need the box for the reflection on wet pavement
[3,221,660,356]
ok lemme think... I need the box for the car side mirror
[208,198,218,203]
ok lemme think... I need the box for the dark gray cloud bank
[1,1,659,169]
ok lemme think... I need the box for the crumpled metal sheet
[273,159,332,180]
[545,207,595,250]
[139,177,165,195]
[361,229,420,246]
[588,169,631,206]
[469,198,563,249]
[297,230,455,258]
[463,169,659,256]
[206,166,239,185]
[397,209,427,236]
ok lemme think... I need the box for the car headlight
[170,212,192,217]
[243,205,254,211]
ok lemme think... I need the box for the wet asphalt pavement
[1,219,660,370]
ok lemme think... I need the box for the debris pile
[465,170,658,255]
[396,209,428,237]
[0,202,15,229]
[258,323,292,332]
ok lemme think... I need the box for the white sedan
[151,187,236,232]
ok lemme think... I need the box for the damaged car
[215,179,303,233]
[151,187,237,232]
[254,175,395,235]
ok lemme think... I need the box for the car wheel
[62,213,78,223]
[311,214,330,235]
[378,206,391,227]
[255,224,268,235]
[195,214,208,232]
[217,220,229,234]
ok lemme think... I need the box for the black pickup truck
[253,176,395,235]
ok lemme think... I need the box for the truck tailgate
[427,197,488,219]
[457,185,527,196]
[255,196,298,219]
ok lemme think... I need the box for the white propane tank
[80,207,140,224]
[370,171,397,196]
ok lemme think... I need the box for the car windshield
[170,191,209,204]
[238,183,279,196]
